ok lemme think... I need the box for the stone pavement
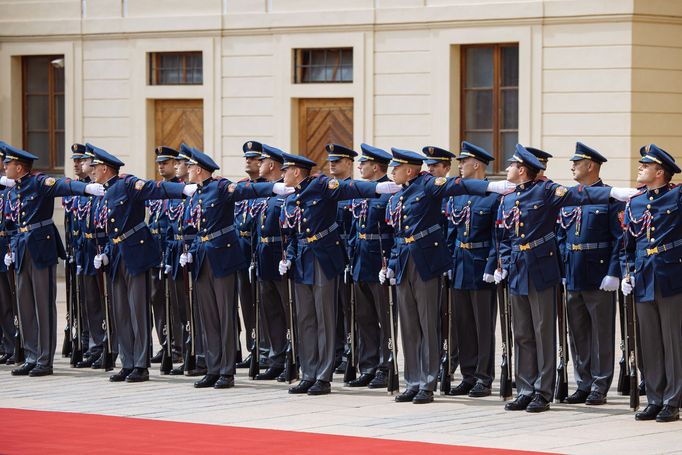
[1,279,680,454]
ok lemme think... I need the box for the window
[149,52,203,85]
[294,48,352,83]
[22,55,65,173]
[461,44,518,173]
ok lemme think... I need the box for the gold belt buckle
[112,237,121,244]
[240,231,250,237]
[19,227,28,233]
[459,242,471,249]
[306,235,318,243]
[404,236,415,244]
[200,235,209,242]
[84,233,93,239]
[571,244,582,251]
[519,243,531,251]
[646,246,659,256]
[261,237,269,243]
[358,233,367,240]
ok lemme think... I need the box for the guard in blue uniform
[278,152,396,396]
[381,148,509,404]
[179,148,283,389]
[89,144,189,383]
[621,144,682,423]
[2,144,99,377]
[445,142,499,397]
[557,142,623,406]
[0,144,16,364]
[495,144,634,412]
[346,144,394,388]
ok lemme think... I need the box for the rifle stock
[160,256,173,375]
[6,252,25,364]
[343,267,357,384]
[69,259,83,367]
[248,260,260,379]
[283,273,298,383]
[182,249,197,374]
[616,290,630,395]
[626,285,640,411]
[438,274,452,395]
[378,228,399,395]
[554,282,569,403]
[95,252,115,372]
[497,279,512,400]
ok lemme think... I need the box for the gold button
[468,200,472,204]
[399,196,403,201]
[114,228,119,232]
[647,204,651,209]
[521,234,525,238]
[140,240,144,244]
[651,238,655,242]
[480,211,484,215]
[199,199,203,203]
[550,251,553,256]
[520,222,524,227]
[306,228,311,233]
[303,218,307,222]
[227,243,231,247]
[515,201,520,206]
[595,210,600,214]
[434,242,438,246]
[202,218,206,222]
[47,235,50,239]
[516,192,520,196]
[403,215,407,220]
[21,211,25,216]
[211,203,215,207]
[464,232,468,236]
[415,197,420,201]
[600,260,604,264]
[296,201,300,205]
[649,196,654,200]
[533,205,538,209]
[667,210,671,214]
[362,224,365,228]
[651,227,655,231]
[111,218,115,222]
[261,225,265,229]
[336,241,339,245]
[405,225,410,229]
[312,201,317,205]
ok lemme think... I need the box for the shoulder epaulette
[217,178,231,189]
[238,177,249,183]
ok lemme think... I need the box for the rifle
[182,243,197,374]
[343,264,357,384]
[438,273,452,395]
[160,254,173,375]
[62,212,72,358]
[96,245,114,371]
[6,247,25,363]
[616,290,630,395]
[248,252,260,379]
[494,220,513,400]
[555,281,569,403]
[279,225,298,383]
[622,227,640,411]
[68,245,83,367]
[378,227,399,395]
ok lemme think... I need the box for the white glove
[376,181,402,194]
[599,275,620,292]
[273,182,295,195]
[94,253,109,269]
[610,187,638,202]
[76,265,83,275]
[621,274,635,296]
[85,183,105,196]
[164,264,173,275]
[487,180,516,194]
[183,184,198,197]
[4,252,14,267]
[379,267,395,285]
[482,273,495,283]
[279,259,291,275]
[493,268,508,284]
[0,176,16,188]
[180,252,193,267]
[447,270,453,281]
[562,278,567,285]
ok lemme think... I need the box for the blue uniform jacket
[148,177,184,264]
[385,173,490,284]
[254,187,287,282]
[235,177,268,264]
[0,186,13,273]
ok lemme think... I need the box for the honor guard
[446,142,499,398]
[621,144,682,423]
[381,148,511,404]
[2,144,101,377]
[149,146,184,364]
[526,147,553,180]
[346,144,394,389]
[494,145,635,412]
[178,148,284,389]
[0,143,16,364]
[278,152,396,396]
[89,144,190,383]
[557,143,623,406]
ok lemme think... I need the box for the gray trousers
[638,286,682,407]
[396,258,440,392]
[167,274,188,356]
[111,262,150,369]
[567,289,615,394]
[195,261,237,376]
[335,276,351,361]
[171,271,206,362]
[0,272,15,353]
[452,288,497,387]
[81,274,105,353]
[150,269,183,352]
[259,279,289,368]
[354,281,390,374]
[16,251,57,367]
[237,268,256,352]
[511,282,557,401]
[294,258,338,382]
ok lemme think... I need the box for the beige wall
[1,0,682,186]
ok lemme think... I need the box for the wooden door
[154,99,203,179]
[298,98,353,174]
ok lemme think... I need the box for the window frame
[149,51,203,86]
[460,43,519,174]
[293,47,353,84]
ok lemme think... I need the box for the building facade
[1,0,682,186]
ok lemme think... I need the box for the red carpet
[0,408,546,454]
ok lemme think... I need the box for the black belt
[512,232,556,252]
[175,234,196,241]
[569,242,610,252]
[18,220,54,234]
[395,225,441,245]
[112,222,146,244]
[199,225,235,243]
[84,232,108,240]
[260,235,284,244]
[298,222,338,245]
[646,238,682,256]
[456,240,491,250]
[0,229,16,237]
[357,233,392,241]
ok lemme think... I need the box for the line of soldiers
[1,138,680,423]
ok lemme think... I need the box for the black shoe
[186,367,208,377]
[276,371,287,383]
[28,365,53,377]
[504,394,533,411]
[150,350,163,364]
[76,355,98,369]
[468,383,492,398]
[289,380,315,394]
[0,353,11,364]
[413,390,434,404]
[194,374,220,388]
[368,370,388,389]
[635,404,662,421]
[214,375,235,389]
[445,381,474,396]
[307,380,331,395]
[125,368,149,382]
[639,380,646,396]
[347,373,374,388]
[566,389,589,404]
[526,394,550,413]
[656,405,679,423]
[110,368,133,382]
[5,355,17,366]
[172,351,183,363]
[91,356,104,369]
[170,366,185,376]
[395,389,418,403]
[334,360,347,374]
[585,391,607,406]
[235,355,251,369]
[11,362,36,376]
[255,366,284,381]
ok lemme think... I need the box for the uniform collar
[15,172,30,184]
[103,175,119,189]
[514,179,535,192]
[646,183,672,198]
[294,176,314,192]
[375,174,389,183]
[403,171,425,188]
[199,177,213,187]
